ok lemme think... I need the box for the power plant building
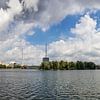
[43,44,49,62]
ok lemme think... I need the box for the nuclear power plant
[42,44,49,62]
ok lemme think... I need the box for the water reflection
[0,70,99,100]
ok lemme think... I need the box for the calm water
[0,70,100,100]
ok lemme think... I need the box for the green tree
[84,62,96,69]
[76,61,85,70]
[0,64,6,69]
[40,60,96,70]
[52,61,58,70]
[68,61,76,70]
[59,60,67,70]
[40,62,50,70]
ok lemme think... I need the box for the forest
[40,61,100,70]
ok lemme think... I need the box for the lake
[0,70,100,100]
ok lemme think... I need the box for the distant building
[42,44,49,62]
[43,57,49,62]
[9,61,16,68]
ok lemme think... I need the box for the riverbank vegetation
[0,63,39,69]
[40,61,100,70]
[0,61,99,70]
[0,63,26,69]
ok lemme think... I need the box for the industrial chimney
[42,43,49,62]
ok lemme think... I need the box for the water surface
[0,69,100,100]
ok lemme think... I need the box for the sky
[0,0,100,65]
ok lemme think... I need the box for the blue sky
[26,15,81,45]
[26,10,100,45]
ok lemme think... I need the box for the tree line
[0,63,27,69]
[40,61,100,70]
